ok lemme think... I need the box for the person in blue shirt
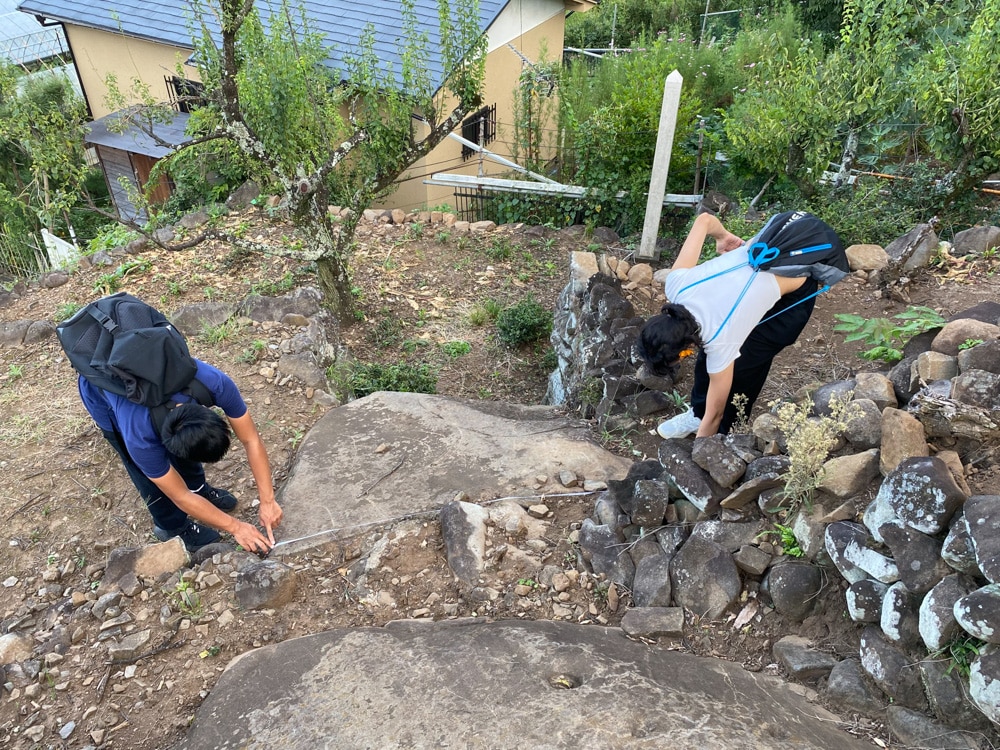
[78,359,282,553]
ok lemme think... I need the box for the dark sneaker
[197,484,237,511]
[153,520,221,552]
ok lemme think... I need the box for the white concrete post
[637,70,683,261]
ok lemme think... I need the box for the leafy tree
[0,62,93,273]
[104,0,486,316]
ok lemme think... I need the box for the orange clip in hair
[678,347,696,360]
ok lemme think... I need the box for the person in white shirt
[637,211,845,439]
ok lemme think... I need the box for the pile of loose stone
[547,233,1000,745]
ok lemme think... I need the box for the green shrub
[496,296,553,347]
[347,362,438,398]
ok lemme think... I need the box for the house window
[461,104,496,160]
[166,76,206,113]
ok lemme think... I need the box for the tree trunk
[316,254,355,319]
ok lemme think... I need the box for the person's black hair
[636,303,703,377]
[160,403,231,462]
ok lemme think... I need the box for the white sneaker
[656,408,701,439]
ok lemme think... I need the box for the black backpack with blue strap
[677,211,848,344]
[57,292,214,431]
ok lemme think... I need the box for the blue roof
[17,0,510,88]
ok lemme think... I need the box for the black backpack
[57,293,214,428]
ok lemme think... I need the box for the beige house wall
[384,2,568,212]
[65,25,197,120]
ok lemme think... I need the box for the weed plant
[496,296,553,348]
[771,393,853,508]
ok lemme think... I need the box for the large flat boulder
[273,391,632,554]
[177,619,870,750]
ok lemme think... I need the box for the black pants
[691,278,818,433]
[100,428,206,531]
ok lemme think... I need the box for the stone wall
[548,249,1000,744]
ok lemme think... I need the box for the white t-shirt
[663,246,781,373]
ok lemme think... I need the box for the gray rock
[92,591,122,620]
[107,629,152,662]
[787,505,831,561]
[0,632,32,663]
[99,538,190,595]
[885,705,981,750]
[733,545,772,577]
[763,561,822,622]
[919,655,995,732]
[880,581,922,647]
[880,456,967,535]
[225,179,260,210]
[277,351,328,389]
[843,534,900,585]
[846,243,889,271]
[40,270,70,288]
[439,500,489,584]
[879,408,930,475]
[654,524,688,556]
[170,302,237,337]
[811,379,856,416]
[772,635,838,682]
[952,225,1000,258]
[817,449,880,499]
[0,319,31,347]
[885,223,938,272]
[745,455,790,480]
[606,460,665,509]
[720,473,784,510]
[825,521,874,584]
[919,573,977,652]
[963,495,1000,583]
[690,434,746,488]
[954,584,1000,644]
[181,619,873,750]
[620,606,684,638]
[631,554,673,607]
[627,534,664,570]
[957,339,1000,375]
[942,512,980,576]
[624,479,670,527]
[658,439,724,514]
[859,625,928,710]
[593,493,628,529]
[622,389,674,417]
[578,519,633,588]
[152,226,176,244]
[670,536,741,620]
[880,521,951,595]
[824,658,886,714]
[932,319,1000,357]
[853,372,897,411]
[235,560,300,610]
[847,578,888,624]
[915,350,959,383]
[951,370,1000,409]
[244,286,322,322]
[969,645,1000,726]
[889,355,920,405]
[689,519,765,553]
[842,399,883,449]
[178,209,210,229]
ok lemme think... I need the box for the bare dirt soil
[2,208,1000,749]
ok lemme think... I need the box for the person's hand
[258,500,283,547]
[716,231,744,253]
[231,520,272,554]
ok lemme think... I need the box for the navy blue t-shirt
[79,359,246,479]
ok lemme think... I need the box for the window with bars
[166,76,206,113]
[460,103,496,160]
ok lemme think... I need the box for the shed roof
[16,0,511,88]
[86,110,191,157]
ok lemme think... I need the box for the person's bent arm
[229,411,283,545]
[697,364,734,437]
[150,468,273,553]
[673,213,744,270]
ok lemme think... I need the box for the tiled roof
[16,0,510,87]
